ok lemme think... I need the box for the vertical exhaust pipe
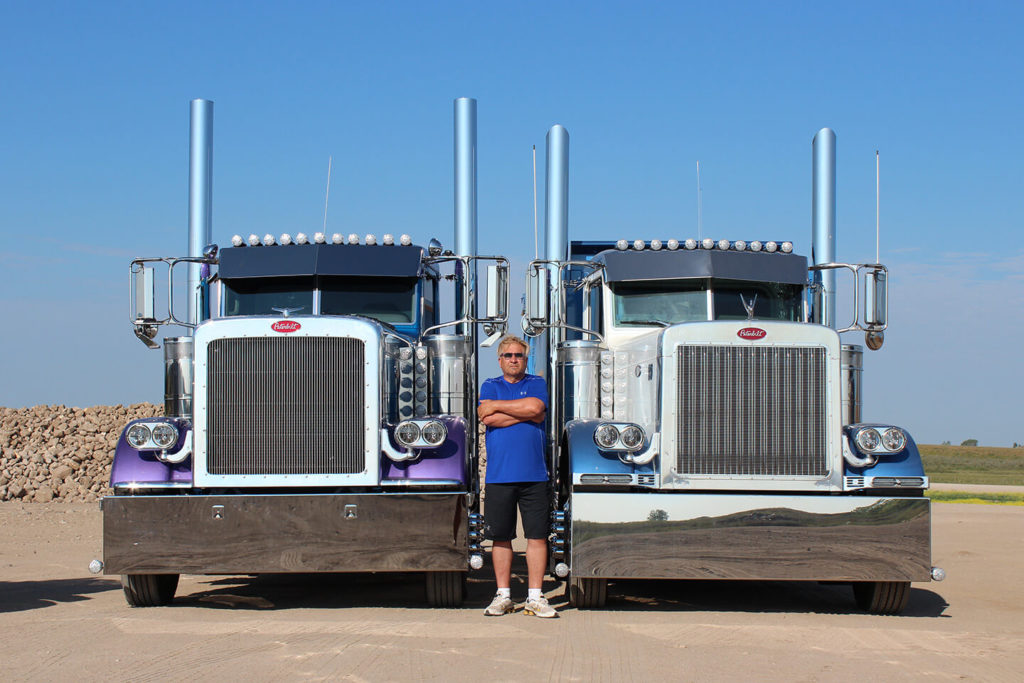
[812,127,836,329]
[544,125,569,265]
[454,97,477,331]
[187,99,214,328]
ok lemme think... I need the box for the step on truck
[526,126,944,614]
[97,98,508,607]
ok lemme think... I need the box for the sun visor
[597,249,808,285]
[218,244,424,279]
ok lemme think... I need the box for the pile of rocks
[0,403,161,503]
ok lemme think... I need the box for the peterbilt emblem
[737,327,767,340]
[271,321,301,333]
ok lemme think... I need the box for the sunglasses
[500,352,525,359]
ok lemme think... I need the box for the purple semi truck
[97,98,507,607]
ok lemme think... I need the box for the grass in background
[919,444,1024,486]
[926,490,1024,505]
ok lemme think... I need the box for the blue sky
[2,2,1021,445]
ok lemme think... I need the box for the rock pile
[0,403,161,503]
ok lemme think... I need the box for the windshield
[612,280,708,326]
[320,277,417,323]
[222,277,313,316]
[712,280,802,321]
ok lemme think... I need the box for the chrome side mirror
[485,263,508,320]
[133,265,155,322]
[526,265,549,323]
[864,268,887,328]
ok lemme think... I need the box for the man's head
[497,335,528,382]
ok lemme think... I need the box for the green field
[926,490,1024,505]
[919,444,1024,487]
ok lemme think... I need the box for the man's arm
[478,397,546,423]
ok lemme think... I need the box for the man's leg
[525,538,547,590]
[483,483,517,615]
[492,540,514,588]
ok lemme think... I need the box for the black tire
[852,581,910,614]
[121,574,179,607]
[425,571,466,607]
[568,577,607,609]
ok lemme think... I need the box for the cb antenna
[532,145,539,259]
[875,150,880,264]
[697,160,703,239]
[323,155,333,233]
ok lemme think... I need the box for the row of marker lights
[616,238,793,253]
[231,233,414,248]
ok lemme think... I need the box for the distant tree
[647,509,669,522]
[960,438,978,447]
[1014,442,1020,448]
[941,440,951,446]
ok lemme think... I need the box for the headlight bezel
[124,419,188,462]
[394,419,448,449]
[852,425,908,456]
[593,422,646,452]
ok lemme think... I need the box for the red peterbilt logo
[737,327,767,340]
[271,321,301,333]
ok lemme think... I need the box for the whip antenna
[323,155,333,233]
[532,145,539,259]
[875,150,880,263]
[697,161,703,239]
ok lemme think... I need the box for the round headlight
[421,421,446,446]
[395,422,420,447]
[856,428,881,452]
[882,427,906,452]
[151,423,179,449]
[126,424,151,449]
[594,424,620,449]
[620,425,644,451]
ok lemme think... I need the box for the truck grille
[675,345,827,476]
[206,337,366,475]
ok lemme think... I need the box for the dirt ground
[1,501,1021,682]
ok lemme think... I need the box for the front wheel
[121,574,179,607]
[852,581,910,614]
[425,571,465,607]
[568,577,607,609]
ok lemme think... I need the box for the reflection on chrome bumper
[103,493,468,574]
[571,493,931,582]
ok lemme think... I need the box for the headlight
[421,420,446,446]
[619,425,644,451]
[881,427,907,452]
[856,427,881,452]
[396,421,421,447]
[151,423,179,449]
[126,424,151,449]
[594,424,619,449]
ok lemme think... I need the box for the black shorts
[483,481,550,541]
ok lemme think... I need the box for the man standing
[478,335,556,618]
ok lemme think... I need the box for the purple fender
[109,418,193,487]
[381,416,467,484]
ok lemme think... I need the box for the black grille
[206,337,366,475]
[675,345,827,476]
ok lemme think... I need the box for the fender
[843,425,926,478]
[381,415,468,484]
[564,418,656,477]
[110,418,193,488]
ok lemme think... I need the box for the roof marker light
[667,239,679,250]
[263,234,276,246]
[279,233,293,245]
[231,234,244,247]
[400,234,412,246]
[365,234,377,245]
[348,233,359,245]
[314,232,326,244]
[332,233,344,244]
[684,238,697,250]
[702,238,715,250]
[734,240,747,251]
[296,232,308,245]
[616,239,628,250]
[632,239,645,250]
[765,241,778,253]
[717,239,730,250]
[749,240,762,252]
[650,239,663,251]
[781,241,793,253]
[382,233,394,246]
[248,234,261,246]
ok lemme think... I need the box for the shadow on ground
[0,578,121,613]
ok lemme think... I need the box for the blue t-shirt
[480,374,549,483]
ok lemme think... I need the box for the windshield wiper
[618,319,669,327]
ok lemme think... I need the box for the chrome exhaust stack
[812,128,836,329]
[453,97,477,329]
[187,99,214,328]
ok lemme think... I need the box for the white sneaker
[523,595,558,618]
[484,593,514,616]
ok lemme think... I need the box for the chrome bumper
[103,493,468,574]
[570,492,931,581]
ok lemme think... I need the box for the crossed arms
[477,398,546,428]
